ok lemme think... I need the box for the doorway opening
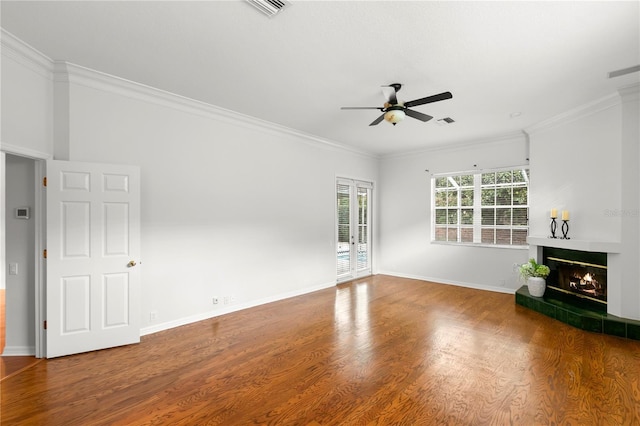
[1,152,44,357]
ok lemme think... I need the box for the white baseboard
[377,271,517,295]
[140,280,336,336]
[2,346,36,356]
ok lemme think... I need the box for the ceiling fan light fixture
[384,109,405,125]
[341,85,452,127]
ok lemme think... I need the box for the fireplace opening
[542,247,607,310]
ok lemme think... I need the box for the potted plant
[519,258,550,297]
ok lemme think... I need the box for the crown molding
[524,93,620,135]
[383,130,527,160]
[56,61,376,159]
[1,29,54,79]
[2,29,374,159]
[618,83,640,102]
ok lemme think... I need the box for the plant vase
[527,277,546,297]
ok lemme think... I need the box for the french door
[336,178,372,282]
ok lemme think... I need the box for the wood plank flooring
[2,275,639,425]
[0,356,41,382]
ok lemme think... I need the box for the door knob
[127,260,137,268]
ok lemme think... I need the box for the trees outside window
[433,168,529,246]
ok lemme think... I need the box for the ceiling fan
[341,83,453,126]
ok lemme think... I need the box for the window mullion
[473,173,482,243]
[457,187,462,242]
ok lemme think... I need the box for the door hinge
[43,249,47,259]
[43,176,47,187]
[43,320,47,330]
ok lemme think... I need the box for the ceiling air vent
[247,0,290,18]
[437,117,455,125]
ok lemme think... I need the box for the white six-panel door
[46,160,140,358]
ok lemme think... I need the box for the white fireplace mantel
[527,237,621,254]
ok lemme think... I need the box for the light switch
[9,263,18,275]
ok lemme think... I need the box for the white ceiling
[2,1,639,156]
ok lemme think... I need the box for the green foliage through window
[433,168,529,245]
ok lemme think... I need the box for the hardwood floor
[0,356,41,382]
[2,275,639,425]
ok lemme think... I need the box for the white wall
[4,154,36,355]
[378,134,530,292]
[57,67,379,332]
[1,30,54,156]
[527,98,622,242]
[618,85,640,320]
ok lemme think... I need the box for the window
[432,168,529,246]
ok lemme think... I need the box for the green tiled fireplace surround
[515,286,640,341]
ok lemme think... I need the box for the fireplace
[543,247,607,310]
[520,237,639,340]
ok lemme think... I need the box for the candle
[550,208,557,219]
[562,210,569,221]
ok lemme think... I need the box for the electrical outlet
[212,297,219,305]
[223,296,230,305]
[149,311,158,321]
[230,294,237,304]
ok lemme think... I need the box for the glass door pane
[357,186,370,273]
[336,183,351,278]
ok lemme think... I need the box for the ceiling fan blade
[369,113,386,126]
[341,106,384,110]
[381,86,398,105]
[404,91,453,108]
[405,108,433,122]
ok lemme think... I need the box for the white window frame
[431,167,529,248]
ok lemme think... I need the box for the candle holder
[561,220,570,239]
[549,218,558,238]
